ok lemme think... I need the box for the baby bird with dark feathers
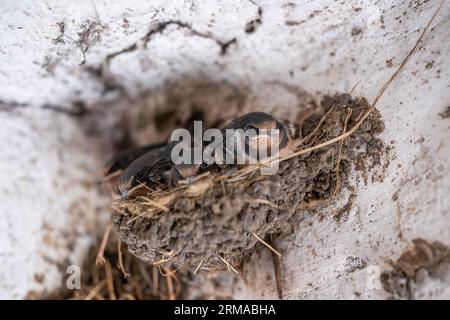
[104,112,300,201]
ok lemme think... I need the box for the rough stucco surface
[0,0,449,299]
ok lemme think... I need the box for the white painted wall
[0,0,449,299]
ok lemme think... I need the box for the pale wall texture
[0,0,449,299]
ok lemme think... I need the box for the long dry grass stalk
[84,280,106,300]
[104,260,116,300]
[252,233,282,258]
[193,260,204,274]
[332,108,353,197]
[96,222,112,265]
[164,267,175,300]
[117,239,130,278]
[301,106,335,146]
[218,256,239,274]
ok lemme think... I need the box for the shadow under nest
[110,93,387,272]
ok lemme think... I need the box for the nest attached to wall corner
[111,93,388,272]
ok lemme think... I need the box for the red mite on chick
[103,112,300,201]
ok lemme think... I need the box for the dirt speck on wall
[439,106,450,119]
[112,93,390,271]
[382,239,450,299]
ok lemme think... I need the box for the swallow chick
[117,142,200,201]
[217,111,300,165]
[103,142,166,177]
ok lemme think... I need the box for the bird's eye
[137,171,145,179]
[245,124,259,134]
[200,162,209,169]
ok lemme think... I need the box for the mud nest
[111,93,388,272]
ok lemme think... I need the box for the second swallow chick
[117,142,200,201]
[103,142,166,177]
